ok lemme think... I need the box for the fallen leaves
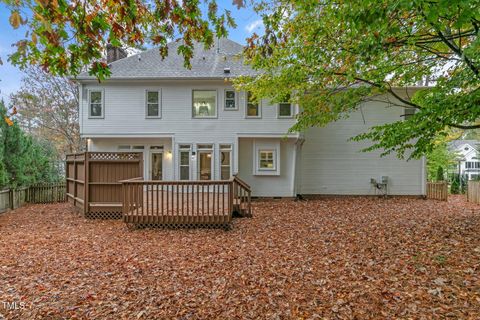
[0,196,479,319]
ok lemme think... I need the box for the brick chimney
[106,44,127,63]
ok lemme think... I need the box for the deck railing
[121,176,252,228]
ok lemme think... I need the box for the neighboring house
[74,38,426,197]
[448,140,480,180]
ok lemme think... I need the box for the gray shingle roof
[76,38,258,80]
[448,140,480,151]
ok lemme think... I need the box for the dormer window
[192,90,217,118]
[89,90,104,118]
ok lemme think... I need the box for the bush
[450,174,460,194]
[436,167,444,181]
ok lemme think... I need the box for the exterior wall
[452,143,480,179]
[79,80,296,139]
[299,100,425,196]
[238,138,296,197]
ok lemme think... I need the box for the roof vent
[223,67,231,74]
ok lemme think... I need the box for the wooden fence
[426,181,448,201]
[467,181,480,204]
[66,152,143,218]
[0,183,66,213]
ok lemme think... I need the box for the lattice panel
[85,211,123,219]
[88,152,142,161]
[125,222,231,230]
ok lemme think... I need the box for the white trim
[224,89,239,111]
[145,88,162,119]
[196,144,215,180]
[258,150,277,171]
[81,133,175,138]
[277,102,294,119]
[192,89,218,119]
[245,91,262,119]
[88,89,104,119]
[219,144,233,180]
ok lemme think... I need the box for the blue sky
[0,1,263,105]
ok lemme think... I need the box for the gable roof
[448,140,479,152]
[75,38,258,81]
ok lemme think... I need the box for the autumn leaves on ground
[0,197,479,319]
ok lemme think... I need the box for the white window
[220,144,232,180]
[258,150,276,170]
[246,91,261,118]
[403,107,415,120]
[89,90,104,118]
[146,90,161,118]
[179,144,191,180]
[224,90,237,110]
[278,102,293,118]
[118,145,131,150]
[132,145,145,150]
[192,90,217,118]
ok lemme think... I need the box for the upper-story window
[466,161,480,169]
[278,95,293,118]
[89,90,104,118]
[224,90,237,110]
[192,90,217,118]
[246,91,261,118]
[403,107,415,120]
[146,90,161,118]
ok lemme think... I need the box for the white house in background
[448,140,480,179]
[74,38,426,197]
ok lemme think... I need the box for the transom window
[193,90,217,118]
[89,90,103,118]
[246,91,260,118]
[258,150,276,170]
[224,90,237,110]
[146,90,161,118]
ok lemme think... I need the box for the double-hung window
[192,90,217,118]
[89,90,104,118]
[258,150,276,170]
[146,90,161,118]
[246,91,260,118]
[278,95,293,118]
[224,90,237,110]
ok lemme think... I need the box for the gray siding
[300,100,425,196]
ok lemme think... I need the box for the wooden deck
[122,177,251,229]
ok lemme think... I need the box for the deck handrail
[233,175,251,192]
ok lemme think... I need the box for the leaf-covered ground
[1,196,479,319]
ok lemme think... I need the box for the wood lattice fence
[426,181,448,201]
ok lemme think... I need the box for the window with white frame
[146,90,161,118]
[197,144,213,180]
[278,102,293,118]
[258,150,276,170]
[220,144,232,180]
[89,90,103,118]
[118,145,131,150]
[192,90,217,118]
[466,161,480,169]
[224,90,237,110]
[179,144,191,180]
[246,91,260,117]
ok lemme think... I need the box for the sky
[0,1,264,105]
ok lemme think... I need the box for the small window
[193,90,217,118]
[224,90,237,110]
[146,90,161,118]
[246,91,260,118]
[118,145,131,150]
[179,145,191,180]
[403,107,415,120]
[132,145,145,150]
[258,150,276,170]
[278,103,293,118]
[89,90,103,118]
[150,146,164,150]
[220,144,232,180]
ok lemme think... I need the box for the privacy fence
[467,181,480,204]
[0,183,66,213]
[426,181,448,201]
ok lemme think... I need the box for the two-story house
[74,38,426,197]
[449,140,480,180]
